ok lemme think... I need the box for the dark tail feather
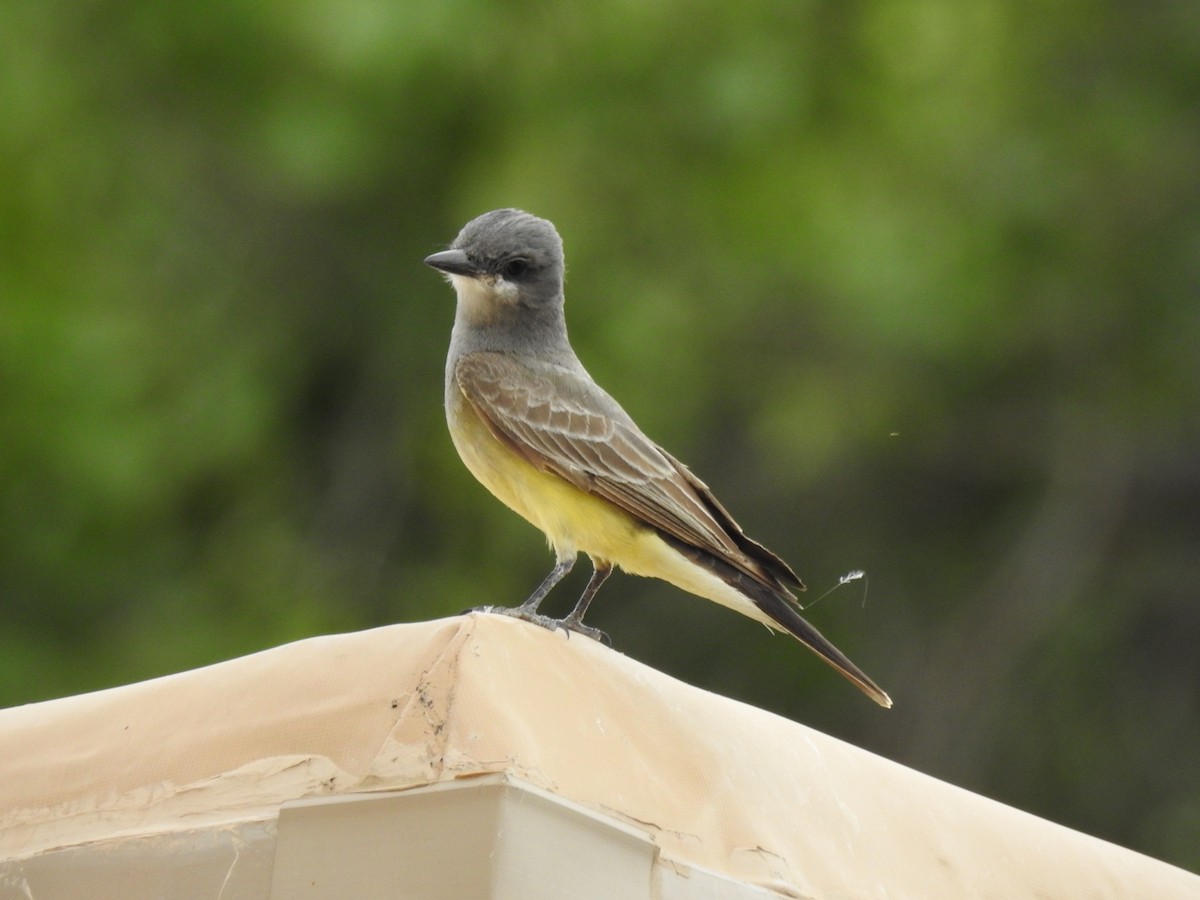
[662,536,893,708]
[755,588,893,708]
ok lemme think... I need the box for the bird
[424,208,891,707]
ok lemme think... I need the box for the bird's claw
[467,605,609,645]
[558,617,611,645]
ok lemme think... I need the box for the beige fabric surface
[1,614,1196,897]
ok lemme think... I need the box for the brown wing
[454,352,802,593]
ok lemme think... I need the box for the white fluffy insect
[801,569,868,610]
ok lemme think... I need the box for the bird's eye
[502,258,529,279]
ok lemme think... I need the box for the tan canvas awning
[1,615,1196,898]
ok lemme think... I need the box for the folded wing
[454,352,803,596]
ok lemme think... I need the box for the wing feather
[454,353,802,592]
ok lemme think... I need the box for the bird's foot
[468,604,561,632]
[558,614,611,645]
[467,605,609,645]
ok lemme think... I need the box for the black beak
[423,248,478,277]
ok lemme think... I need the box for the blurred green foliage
[2,0,1198,874]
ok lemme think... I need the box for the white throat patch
[451,273,519,325]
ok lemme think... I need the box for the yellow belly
[448,393,642,562]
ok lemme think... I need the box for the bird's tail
[662,536,892,708]
[753,586,893,708]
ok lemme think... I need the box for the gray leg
[517,557,575,613]
[471,557,576,632]
[560,562,613,643]
[474,556,611,645]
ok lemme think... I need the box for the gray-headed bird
[425,209,891,707]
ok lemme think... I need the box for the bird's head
[424,209,565,328]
